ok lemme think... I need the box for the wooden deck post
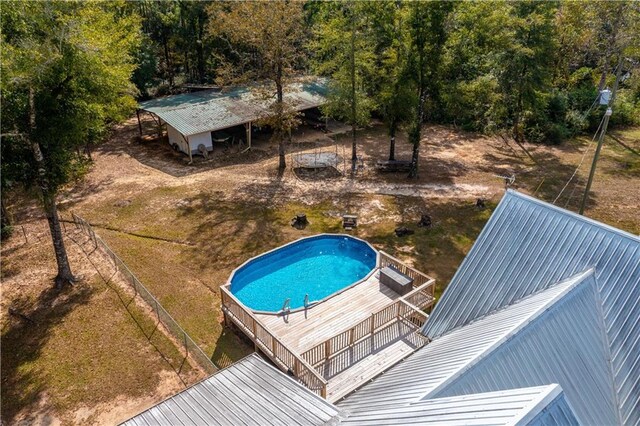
[370,314,375,335]
[252,318,258,351]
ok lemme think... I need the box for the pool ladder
[281,298,291,315]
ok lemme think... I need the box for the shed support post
[245,121,252,150]
[136,109,142,136]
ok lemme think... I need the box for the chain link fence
[70,213,217,375]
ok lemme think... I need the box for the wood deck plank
[255,273,398,353]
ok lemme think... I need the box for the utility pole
[579,55,624,215]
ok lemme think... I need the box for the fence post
[21,226,28,244]
[184,332,189,356]
[324,340,331,359]
[155,299,160,323]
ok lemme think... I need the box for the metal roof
[337,271,589,416]
[138,79,327,136]
[422,190,640,424]
[342,385,577,426]
[122,353,341,426]
[431,269,619,425]
[526,391,581,426]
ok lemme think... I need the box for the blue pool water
[230,235,377,312]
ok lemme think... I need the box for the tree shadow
[358,124,487,185]
[174,178,288,277]
[1,282,94,424]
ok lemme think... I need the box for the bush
[544,123,570,145]
[1,224,13,240]
[609,91,640,127]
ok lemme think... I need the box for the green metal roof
[139,79,327,136]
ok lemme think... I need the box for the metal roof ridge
[506,189,640,242]
[416,268,596,403]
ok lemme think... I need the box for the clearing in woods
[2,115,638,423]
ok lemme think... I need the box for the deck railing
[220,285,328,397]
[301,279,435,368]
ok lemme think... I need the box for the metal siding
[337,273,586,416]
[122,354,340,426]
[432,274,618,425]
[422,190,640,425]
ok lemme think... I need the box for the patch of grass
[1,270,184,424]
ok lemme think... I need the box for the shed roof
[138,79,327,136]
[422,190,640,424]
[122,353,341,426]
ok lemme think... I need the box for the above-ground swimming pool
[229,235,377,313]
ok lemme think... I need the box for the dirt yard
[2,115,638,424]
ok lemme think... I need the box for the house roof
[337,269,617,423]
[341,384,578,426]
[422,190,640,424]
[121,353,341,426]
[138,79,327,136]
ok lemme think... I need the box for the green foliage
[311,1,377,128]
[1,1,141,194]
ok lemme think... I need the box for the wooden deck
[255,273,398,353]
[220,251,435,401]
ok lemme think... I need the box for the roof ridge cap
[506,190,640,242]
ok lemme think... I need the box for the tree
[312,1,376,172]
[1,1,140,289]
[497,1,558,142]
[367,1,413,161]
[207,1,307,170]
[406,1,453,178]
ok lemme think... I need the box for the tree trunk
[276,63,286,171]
[408,94,424,179]
[388,120,397,161]
[350,20,357,172]
[29,87,74,289]
[44,191,75,290]
[279,133,287,170]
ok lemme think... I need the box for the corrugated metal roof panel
[342,385,574,426]
[337,271,587,416]
[525,392,581,426]
[421,190,640,424]
[432,271,618,425]
[139,80,327,136]
[121,353,340,426]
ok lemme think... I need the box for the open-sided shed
[137,79,327,161]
